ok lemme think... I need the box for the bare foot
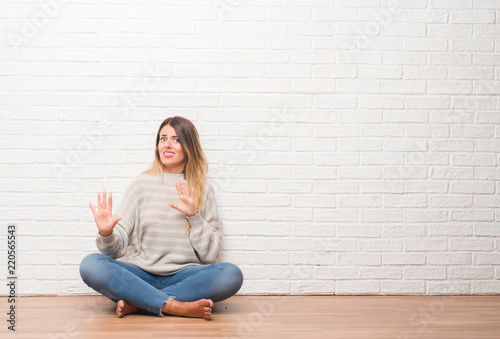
[164,299,213,320]
[116,300,141,318]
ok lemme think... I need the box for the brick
[450,10,495,24]
[246,223,291,236]
[383,166,427,179]
[449,267,493,279]
[268,266,313,280]
[361,209,402,223]
[361,181,404,193]
[268,208,313,222]
[338,166,382,179]
[450,181,495,194]
[290,281,335,294]
[381,281,425,294]
[451,210,494,222]
[358,95,404,109]
[337,224,381,238]
[428,195,472,208]
[359,267,402,279]
[359,239,403,252]
[361,124,404,137]
[313,267,358,283]
[291,194,335,208]
[383,225,426,237]
[314,152,359,166]
[404,266,447,280]
[475,253,500,265]
[312,8,356,21]
[331,79,380,94]
[430,167,473,180]
[450,238,494,251]
[239,281,290,294]
[312,65,357,79]
[452,39,494,51]
[292,223,335,237]
[429,52,471,66]
[335,281,380,294]
[291,79,335,93]
[313,95,357,109]
[427,253,472,265]
[426,282,470,294]
[405,180,448,193]
[268,180,312,194]
[472,281,500,294]
[223,237,266,251]
[246,252,289,265]
[384,195,426,208]
[361,152,404,165]
[266,65,309,78]
[381,80,426,94]
[339,253,381,266]
[267,238,311,251]
[382,253,425,265]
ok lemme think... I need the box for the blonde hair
[142,116,207,218]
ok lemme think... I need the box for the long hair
[142,116,208,217]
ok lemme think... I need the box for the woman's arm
[94,180,137,259]
[169,180,223,264]
[187,184,223,264]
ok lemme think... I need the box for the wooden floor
[2,295,500,338]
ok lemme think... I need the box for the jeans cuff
[159,296,175,317]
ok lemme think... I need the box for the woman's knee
[219,262,244,290]
[79,253,106,282]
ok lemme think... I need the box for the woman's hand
[169,179,197,217]
[89,190,123,236]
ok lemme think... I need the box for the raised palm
[89,190,122,236]
[168,179,197,217]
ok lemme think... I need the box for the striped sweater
[96,172,223,276]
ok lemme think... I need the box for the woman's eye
[160,138,166,142]
[174,139,179,143]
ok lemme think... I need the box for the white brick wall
[0,1,499,296]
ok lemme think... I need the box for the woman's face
[158,124,186,174]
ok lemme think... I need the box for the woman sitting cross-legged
[79,116,243,320]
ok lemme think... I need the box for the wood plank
[1,295,499,338]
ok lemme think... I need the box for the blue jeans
[79,253,243,317]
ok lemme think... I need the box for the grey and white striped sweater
[96,172,223,276]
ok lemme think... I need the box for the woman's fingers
[102,190,107,210]
[177,179,188,198]
[181,179,187,196]
[181,180,192,198]
[89,202,97,216]
[94,190,113,213]
[108,192,113,211]
[174,180,181,197]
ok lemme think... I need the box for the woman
[79,116,243,320]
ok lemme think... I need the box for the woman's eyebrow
[160,134,178,138]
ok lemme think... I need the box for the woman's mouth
[163,151,175,158]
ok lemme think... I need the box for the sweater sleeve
[187,184,223,264]
[95,178,137,259]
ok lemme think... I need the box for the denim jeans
[79,253,243,317]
